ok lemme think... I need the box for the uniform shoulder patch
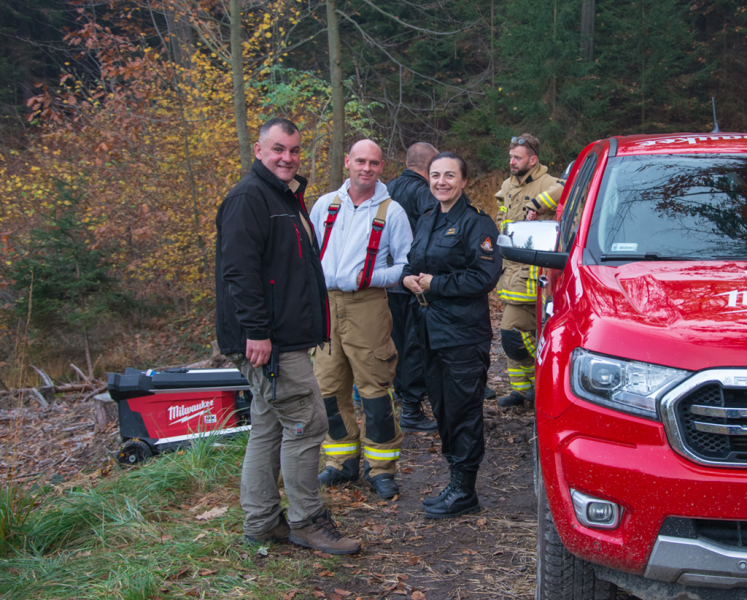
[480,236,494,253]
[468,203,486,215]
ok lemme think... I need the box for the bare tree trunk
[231,0,252,177]
[327,0,344,191]
[580,0,595,62]
[83,327,93,380]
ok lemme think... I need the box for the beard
[511,165,531,178]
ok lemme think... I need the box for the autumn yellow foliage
[1,0,374,329]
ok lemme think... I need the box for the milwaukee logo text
[168,399,215,424]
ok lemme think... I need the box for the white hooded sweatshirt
[309,179,412,292]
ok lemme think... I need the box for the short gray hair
[258,118,299,143]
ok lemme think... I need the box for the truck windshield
[587,154,747,262]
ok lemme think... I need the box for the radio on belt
[107,367,253,465]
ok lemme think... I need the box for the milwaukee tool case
[108,368,252,464]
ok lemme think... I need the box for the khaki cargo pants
[230,350,328,536]
[314,288,404,480]
[500,303,537,396]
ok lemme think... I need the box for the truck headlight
[570,348,690,419]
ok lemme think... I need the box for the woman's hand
[403,275,423,293]
[417,273,433,292]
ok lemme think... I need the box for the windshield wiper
[599,252,700,262]
[710,255,747,260]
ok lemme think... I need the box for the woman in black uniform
[401,152,501,518]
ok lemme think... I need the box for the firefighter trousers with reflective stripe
[314,288,404,478]
[500,303,537,395]
[230,350,328,536]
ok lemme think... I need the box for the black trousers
[422,333,489,473]
[388,292,427,402]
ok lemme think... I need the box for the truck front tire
[536,472,618,600]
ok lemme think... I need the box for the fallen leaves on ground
[194,506,227,521]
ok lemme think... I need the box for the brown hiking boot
[244,512,290,543]
[289,509,361,555]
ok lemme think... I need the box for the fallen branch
[29,365,54,387]
[70,363,90,382]
[9,455,70,480]
[0,382,103,398]
[81,385,108,403]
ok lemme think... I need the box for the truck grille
[661,517,747,549]
[675,383,747,464]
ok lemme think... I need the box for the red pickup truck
[498,133,747,600]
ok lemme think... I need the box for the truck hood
[577,261,747,368]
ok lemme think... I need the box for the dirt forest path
[313,312,538,600]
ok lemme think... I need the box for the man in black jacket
[385,143,439,431]
[216,118,360,555]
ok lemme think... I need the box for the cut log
[93,392,118,432]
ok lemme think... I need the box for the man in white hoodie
[310,139,412,500]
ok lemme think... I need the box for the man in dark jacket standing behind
[385,143,439,431]
[215,117,360,555]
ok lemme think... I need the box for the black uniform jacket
[401,194,501,350]
[386,169,438,295]
[386,169,438,235]
[215,159,329,355]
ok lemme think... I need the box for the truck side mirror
[498,221,569,270]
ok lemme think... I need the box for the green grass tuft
[0,430,347,599]
[0,483,36,557]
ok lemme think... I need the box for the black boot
[498,390,525,408]
[399,399,437,432]
[318,457,359,487]
[421,483,452,507]
[367,473,399,499]
[424,469,479,519]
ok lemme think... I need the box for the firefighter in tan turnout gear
[309,139,412,500]
[495,134,564,408]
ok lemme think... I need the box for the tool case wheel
[118,439,153,467]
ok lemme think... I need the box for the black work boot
[399,399,437,432]
[424,470,480,519]
[421,483,452,508]
[366,473,399,499]
[318,457,359,487]
[484,387,497,400]
[498,390,525,408]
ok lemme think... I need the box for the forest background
[1,0,746,386]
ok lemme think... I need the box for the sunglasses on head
[511,136,538,156]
